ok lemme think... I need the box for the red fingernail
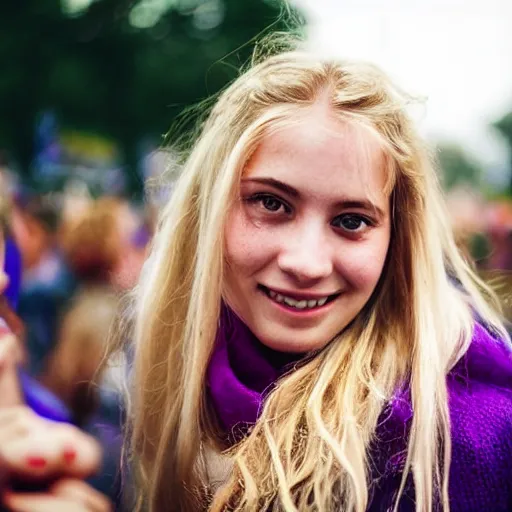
[63,449,76,464]
[26,456,46,468]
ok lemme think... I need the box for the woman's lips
[258,284,341,313]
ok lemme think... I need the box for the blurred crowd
[446,186,512,321]
[0,163,154,509]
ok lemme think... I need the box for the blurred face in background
[10,207,50,271]
[223,107,391,353]
[61,196,148,288]
[110,202,149,290]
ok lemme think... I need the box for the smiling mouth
[258,285,341,311]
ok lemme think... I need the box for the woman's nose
[277,224,333,284]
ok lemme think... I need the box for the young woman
[122,48,512,511]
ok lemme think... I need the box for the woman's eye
[332,214,370,233]
[262,196,283,212]
[246,194,290,214]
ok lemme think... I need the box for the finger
[0,363,24,408]
[2,490,91,512]
[0,408,41,443]
[0,273,9,296]
[0,306,26,346]
[49,424,103,477]
[0,334,23,369]
[0,337,25,408]
[0,406,36,429]
[50,478,113,512]
[1,424,102,479]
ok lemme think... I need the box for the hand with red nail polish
[0,406,111,510]
[25,456,47,469]
[63,449,77,465]
[0,406,102,483]
[3,478,112,512]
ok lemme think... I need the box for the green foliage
[437,143,483,190]
[494,112,512,145]
[494,111,512,194]
[0,0,302,196]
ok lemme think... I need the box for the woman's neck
[206,303,304,438]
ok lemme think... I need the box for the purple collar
[207,304,303,437]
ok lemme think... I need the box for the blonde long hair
[124,49,507,512]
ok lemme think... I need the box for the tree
[436,143,483,190]
[493,111,512,195]
[0,0,301,196]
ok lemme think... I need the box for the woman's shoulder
[450,322,512,391]
[448,322,512,471]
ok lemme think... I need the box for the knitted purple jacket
[367,322,512,511]
[208,308,512,511]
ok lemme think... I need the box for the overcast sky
[294,0,512,173]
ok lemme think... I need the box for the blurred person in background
[39,286,124,507]
[485,201,512,272]
[40,288,118,427]
[445,186,489,267]
[113,45,512,512]
[445,189,512,329]
[0,187,111,512]
[59,195,148,395]
[60,196,147,296]
[41,195,151,507]
[484,201,512,324]
[10,193,76,376]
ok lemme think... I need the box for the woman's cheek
[225,209,274,270]
[336,243,387,290]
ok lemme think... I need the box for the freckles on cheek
[225,210,272,274]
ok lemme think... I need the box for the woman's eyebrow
[336,200,385,220]
[242,177,385,219]
[242,177,300,198]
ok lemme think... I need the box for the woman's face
[223,109,392,353]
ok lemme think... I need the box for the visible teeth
[266,288,331,309]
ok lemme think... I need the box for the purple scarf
[206,309,512,510]
[207,304,303,436]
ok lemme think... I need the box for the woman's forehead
[242,111,391,210]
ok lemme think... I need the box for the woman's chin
[256,329,330,354]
